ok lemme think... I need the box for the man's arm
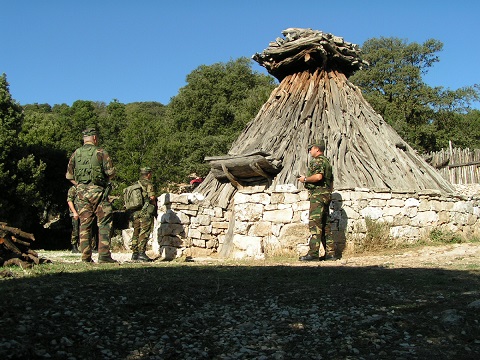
[67,200,79,220]
[298,173,323,183]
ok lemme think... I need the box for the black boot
[137,252,153,262]
[71,244,79,253]
[131,252,139,261]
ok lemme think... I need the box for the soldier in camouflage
[130,167,157,262]
[65,127,117,264]
[67,185,98,253]
[67,185,80,253]
[298,140,334,261]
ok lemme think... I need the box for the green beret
[140,167,152,174]
[308,140,325,151]
[82,127,98,137]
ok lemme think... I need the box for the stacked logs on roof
[0,222,50,268]
[252,27,369,81]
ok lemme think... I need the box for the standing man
[67,185,80,253]
[298,140,334,261]
[66,127,117,263]
[130,167,157,262]
[67,185,98,253]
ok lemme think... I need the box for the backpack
[123,181,146,211]
[74,144,105,186]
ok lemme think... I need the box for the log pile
[0,222,50,268]
[252,27,369,80]
[196,27,455,207]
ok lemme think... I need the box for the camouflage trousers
[307,191,331,257]
[70,216,79,246]
[131,215,153,253]
[71,215,96,249]
[76,184,113,261]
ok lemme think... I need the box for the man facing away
[65,127,117,263]
[130,167,157,262]
[67,185,98,253]
[298,140,334,261]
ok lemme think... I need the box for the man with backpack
[65,127,117,263]
[127,167,157,262]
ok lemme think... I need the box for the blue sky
[1,0,479,108]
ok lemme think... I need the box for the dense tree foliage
[350,37,480,152]
[0,74,46,229]
[164,57,276,182]
[0,59,275,235]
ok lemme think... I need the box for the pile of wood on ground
[0,222,51,269]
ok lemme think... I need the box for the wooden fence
[426,142,480,184]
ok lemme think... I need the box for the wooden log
[0,222,35,241]
[0,223,48,267]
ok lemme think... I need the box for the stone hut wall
[151,188,480,260]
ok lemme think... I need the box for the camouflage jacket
[305,155,333,194]
[132,178,156,219]
[65,141,115,187]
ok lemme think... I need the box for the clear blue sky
[1,0,479,108]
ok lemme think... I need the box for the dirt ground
[3,242,480,360]
[42,242,480,270]
[320,242,480,269]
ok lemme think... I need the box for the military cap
[82,127,98,137]
[308,140,325,151]
[140,167,152,174]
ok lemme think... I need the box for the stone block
[159,223,185,237]
[278,223,309,248]
[263,208,294,223]
[235,203,264,221]
[270,193,284,204]
[193,239,206,248]
[160,209,190,224]
[360,206,383,220]
[159,246,178,261]
[232,234,263,258]
[191,214,211,226]
[248,221,272,237]
[122,228,133,250]
[159,235,183,247]
[405,198,420,207]
[188,228,202,239]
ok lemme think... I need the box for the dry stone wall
[150,187,480,260]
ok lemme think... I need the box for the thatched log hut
[196,27,455,208]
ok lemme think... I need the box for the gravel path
[1,244,479,359]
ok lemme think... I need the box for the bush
[351,217,392,254]
[428,229,465,244]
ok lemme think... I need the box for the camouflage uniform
[304,154,333,259]
[67,186,80,248]
[66,133,115,263]
[67,186,98,252]
[130,176,156,258]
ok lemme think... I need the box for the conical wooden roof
[196,28,455,206]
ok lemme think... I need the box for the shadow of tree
[0,262,479,359]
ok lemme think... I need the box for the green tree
[350,37,480,151]
[164,57,276,183]
[0,74,46,228]
[21,104,70,218]
[115,102,167,191]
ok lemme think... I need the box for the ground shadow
[0,262,479,359]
